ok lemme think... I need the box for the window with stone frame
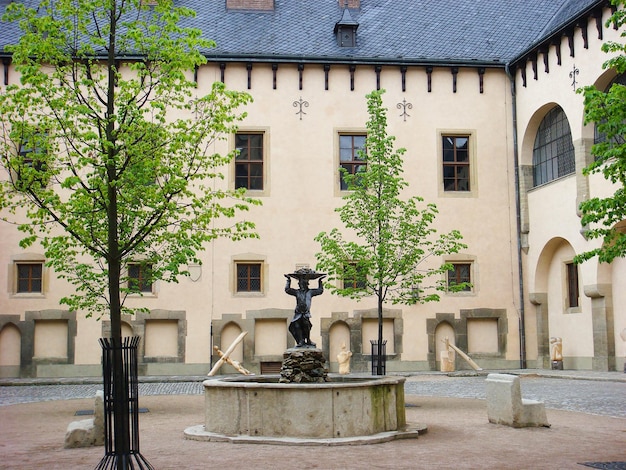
[235,133,264,190]
[236,262,262,292]
[128,262,153,293]
[339,134,367,190]
[447,262,472,291]
[13,134,49,192]
[342,262,367,290]
[16,262,43,293]
[566,261,579,308]
[442,135,470,191]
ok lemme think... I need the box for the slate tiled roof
[0,0,606,66]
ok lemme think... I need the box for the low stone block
[64,419,97,448]
[486,373,549,428]
[64,390,105,448]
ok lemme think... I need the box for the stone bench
[485,373,549,428]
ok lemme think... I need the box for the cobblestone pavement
[1,371,624,418]
[404,375,626,418]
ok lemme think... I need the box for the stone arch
[531,237,597,369]
[531,236,572,368]
[426,313,459,370]
[434,321,455,370]
[328,320,351,370]
[0,322,22,376]
[533,236,569,294]
[320,309,403,373]
[520,102,559,168]
[219,321,244,364]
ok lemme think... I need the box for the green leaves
[315,90,468,307]
[0,0,259,321]
[575,1,626,264]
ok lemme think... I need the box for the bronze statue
[284,268,326,348]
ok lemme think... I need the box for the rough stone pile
[279,348,329,383]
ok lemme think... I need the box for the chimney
[226,0,274,10]
[338,0,360,8]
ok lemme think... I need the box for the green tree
[576,0,626,264]
[315,90,468,374]
[0,0,258,465]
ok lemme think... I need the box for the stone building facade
[0,0,623,377]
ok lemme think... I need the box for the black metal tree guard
[96,336,154,470]
[370,339,387,375]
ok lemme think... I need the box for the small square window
[342,262,367,290]
[447,263,471,291]
[128,263,153,293]
[16,262,43,293]
[236,262,262,292]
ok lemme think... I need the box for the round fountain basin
[184,374,424,445]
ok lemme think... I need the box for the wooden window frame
[339,133,367,191]
[235,132,264,191]
[128,262,153,293]
[447,262,472,292]
[16,262,43,294]
[566,261,579,308]
[442,135,470,192]
[342,262,367,290]
[236,262,263,293]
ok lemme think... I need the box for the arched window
[532,106,575,186]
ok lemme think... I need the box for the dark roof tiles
[0,0,605,65]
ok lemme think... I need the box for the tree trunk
[106,3,131,467]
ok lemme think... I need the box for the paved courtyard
[2,371,625,418]
[0,371,624,469]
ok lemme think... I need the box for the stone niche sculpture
[550,337,563,370]
[337,342,353,374]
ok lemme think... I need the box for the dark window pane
[17,263,43,293]
[448,263,471,291]
[566,262,579,308]
[129,263,152,292]
[442,136,471,192]
[237,263,262,292]
[235,133,264,190]
[532,106,575,186]
[339,134,367,189]
[249,134,263,148]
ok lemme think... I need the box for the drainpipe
[505,63,527,369]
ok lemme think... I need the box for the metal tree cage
[96,336,154,470]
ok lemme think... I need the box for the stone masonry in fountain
[183,268,425,445]
[184,374,425,445]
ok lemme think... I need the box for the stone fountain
[184,268,425,445]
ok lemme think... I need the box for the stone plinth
[280,348,328,383]
[186,374,423,444]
